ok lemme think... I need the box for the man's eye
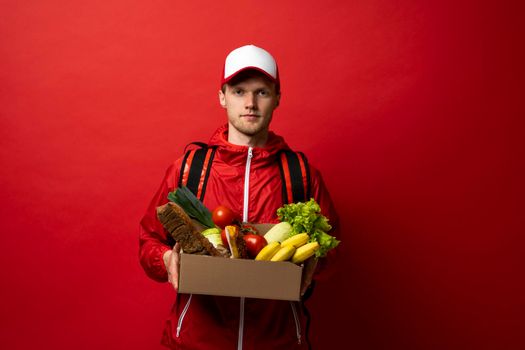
[258,90,269,96]
[233,89,243,95]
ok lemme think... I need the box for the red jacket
[139,125,339,350]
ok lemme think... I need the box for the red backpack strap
[178,144,217,201]
[278,150,311,204]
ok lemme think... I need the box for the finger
[169,249,179,291]
[172,264,178,291]
[169,263,178,290]
[168,272,174,286]
[174,242,181,253]
[174,246,180,268]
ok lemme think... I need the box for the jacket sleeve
[139,162,180,282]
[309,164,340,282]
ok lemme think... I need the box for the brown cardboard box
[177,224,303,301]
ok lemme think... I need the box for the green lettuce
[276,199,340,257]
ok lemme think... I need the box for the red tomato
[243,234,268,259]
[212,205,239,229]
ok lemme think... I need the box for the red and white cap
[221,45,279,88]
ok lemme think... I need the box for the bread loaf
[157,202,223,257]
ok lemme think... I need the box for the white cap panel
[223,45,277,80]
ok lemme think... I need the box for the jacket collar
[208,124,290,168]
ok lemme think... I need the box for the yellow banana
[255,241,281,261]
[281,233,309,248]
[291,242,320,264]
[270,244,296,262]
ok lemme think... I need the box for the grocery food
[240,223,259,235]
[156,202,223,256]
[291,242,320,264]
[160,191,339,266]
[270,245,296,262]
[263,222,292,244]
[243,234,267,258]
[220,228,229,247]
[255,242,281,261]
[201,227,224,248]
[212,205,240,228]
[280,233,309,248]
[277,199,339,257]
[167,186,216,228]
[224,225,248,259]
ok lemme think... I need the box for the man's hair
[221,70,280,95]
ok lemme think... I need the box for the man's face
[219,73,280,139]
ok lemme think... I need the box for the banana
[255,241,281,261]
[291,242,320,264]
[270,244,296,262]
[280,233,309,248]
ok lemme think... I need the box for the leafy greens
[277,198,340,257]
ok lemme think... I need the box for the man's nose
[244,92,257,109]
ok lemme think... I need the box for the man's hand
[163,243,181,291]
[300,257,318,297]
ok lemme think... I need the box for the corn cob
[291,242,320,264]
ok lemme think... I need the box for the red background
[1,1,523,349]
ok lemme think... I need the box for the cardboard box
[177,224,303,301]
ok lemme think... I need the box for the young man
[139,45,338,349]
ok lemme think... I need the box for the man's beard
[229,116,272,137]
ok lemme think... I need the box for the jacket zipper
[242,147,253,223]
[176,294,193,337]
[290,301,302,345]
[237,146,253,350]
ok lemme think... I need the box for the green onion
[167,186,216,229]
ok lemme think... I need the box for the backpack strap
[277,150,311,204]
[178,144,217,201]
[178,145,311,204]
[183,141,208,153]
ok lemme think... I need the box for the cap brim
[222,66,278,86]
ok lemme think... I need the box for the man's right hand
[163,242,181,291]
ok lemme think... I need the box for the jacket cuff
[146,245,171,282]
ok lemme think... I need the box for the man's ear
[218,90,226,108]
[275,93,281,108]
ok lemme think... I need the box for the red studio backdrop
[1,1,523,349]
